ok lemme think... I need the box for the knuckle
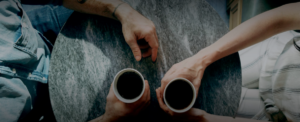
[132,48,140,53]
[161,77,168,83]
[142,98,148,104]
[146,30,153,35]
[169,111,175,116]
[141,98,146,103]
[146,26,155,34]
[143,98,148,103]
[194,82,201,87]
[174,63,180,67]
[150,22,156,29]
[182,68,190,73]
[127,39,135,44]
[106,95,112,101]
[152,45,158,49]
[150,25,156,31]
[171,64,177,69]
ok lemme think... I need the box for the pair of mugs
[113,68,196,113]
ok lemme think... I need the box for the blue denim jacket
[0,0,52,83]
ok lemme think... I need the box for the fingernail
[153,58,157,63]
[135,56,141,61]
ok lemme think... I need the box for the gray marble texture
[49,0,241,122]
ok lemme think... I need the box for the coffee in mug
[113,68,145,103]
[163,78,196,113]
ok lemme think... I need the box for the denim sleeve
[0,75,37,122]
[21,0,63,5]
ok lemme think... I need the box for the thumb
[123,32,142,61]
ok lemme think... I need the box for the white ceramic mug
[163,78,196,113]
[113,68,145,103]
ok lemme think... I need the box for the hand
[155,87,206,122]
[156,87,233,122]
[156,87,211,122]
[159,54,209,97]
[100,80,151,122]
[115,3,159,62]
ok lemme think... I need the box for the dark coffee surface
[49,0,242,122]
[117,72,143,99]
[165,80,194,110]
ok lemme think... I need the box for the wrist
[114,3,136,23]
[193,47,218,69]
[91,0,126,20]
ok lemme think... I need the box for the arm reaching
[62,0,122,20]
[90,80,151,122]
[199,2,300,64]
[159,2,300,98]
[62,0,159,62]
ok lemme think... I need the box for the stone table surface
[49,0,241,121]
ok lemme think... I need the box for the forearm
[195,2,300,66]
[62,0,134,21]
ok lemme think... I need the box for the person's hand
[156,87,233,122]
[159,53,209,97]
[99,80,151,122]
[64,1,158,62]
[155,87,206,122]
[115,3,159,62]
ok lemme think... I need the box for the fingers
[123,31,142,61]
[129,42,142,61]
[135,80,151,114]
[156,87,169,112]
[193,70,204,96]
[107,82,116,101]
[143,80,151,106]
[142,48,152,58]
[160,65,177,95]
[193,78,201,97]
[138,39,149,49]
[144,80,151,109]
[140,80,151,111]
[139,44,150,49]
[145,99,151,108]
[145,80,151,101]
[124,27,158,62]
[137,80,150,105]
[162,64,178,84]
[145,33,158,62]
[160,70,176,96]
[165,63,179,77]
[159,83,167,98]
[143,80,150,101]
[109,81,114,92]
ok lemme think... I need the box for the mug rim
[113,68,145,103]
[163,77,196,113]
